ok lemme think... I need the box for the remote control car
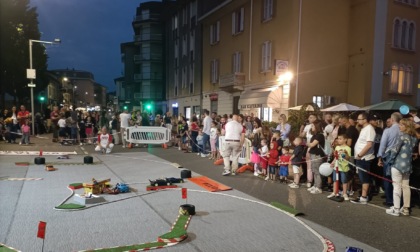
[149,179,172,187]
[166,177,184,184]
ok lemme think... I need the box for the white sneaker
[289,184,299,189]
[400,207,410,216]
[343,194,350,201]
[307,186,315,191]
[386,207,400,216]
[288,182,295,187]
[222,170,231,176]
[201,153,209,158]
[178,146,181,150]
[327,193,336,199]
[264,176,269,181]
[350,196,368,204]
[306,182,312,188]
[310,188,322,194]
[254,172,259,176]
[122,145,126,148]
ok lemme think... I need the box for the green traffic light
[123,106,128,110]
[40,97,45,101]
[146,104,151,110]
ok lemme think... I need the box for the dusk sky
[31,0,149,92]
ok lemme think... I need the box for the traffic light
[123,105,128,110]
[144,102,153,112]
[39,92,45,103]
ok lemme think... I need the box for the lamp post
[28,38,61,135]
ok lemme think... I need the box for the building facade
[47,69,106,109]
[120,1,176,114]
[200,0,420,121]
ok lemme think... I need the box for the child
[259,139,269,178]
[85,116,93,144]
[20,118,31,145]
[271,130,284,153]
[58,115,67,144]
[328,134,351,201]
[215,128,221,160]
[196,128,204,156]
[289,137,305,188]
[210,121,218,159]
[95,126,114,154]
[266,141,279,181]
[278,147,291,183]
[251,134,262,176]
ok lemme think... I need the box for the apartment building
[120,1,175,113]
[164,0,203,119]
[200,0,420,120]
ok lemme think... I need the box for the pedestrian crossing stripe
[0,151,77,156]
[1,178,43,181]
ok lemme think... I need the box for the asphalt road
[2,136,420,252]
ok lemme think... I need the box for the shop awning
[238,89,272,109]
[238,88,286,109]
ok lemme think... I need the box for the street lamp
[28,38,61,135]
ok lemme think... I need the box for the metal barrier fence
[218,136,252,164]
[125,126,171,144]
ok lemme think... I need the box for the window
[261,41,272,72]
[210,59,219,84]
[262,0,274,21]
[313,96,324,108]
[190,65,194,94]
[408,22,415,50]
[232,51,242,73]
[393,18,416,51]
[401,21,407,49]
[389,63,414,94]
[172,15,178,30]
[182,67,187,88]
[232,7,244,35]
[174,72,178,96]
[393,18,400,48]
[210,21,220,45]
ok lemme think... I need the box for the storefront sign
[241,104,262,109]
[209,93,218,101]
[275,60,288,76]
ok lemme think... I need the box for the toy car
[149,179,172,187]
[166,177,184,184]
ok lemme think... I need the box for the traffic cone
[237,164,253,173]
[39,149,43,157]
[213,158,223,165]
[162,143,168,149]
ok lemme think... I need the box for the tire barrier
[34,157,45,165]
[180,169,192,179]
[179,204,196,215]
[83,156,93,164]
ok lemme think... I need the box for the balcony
[219,72,245,92]
[134,33,162,42]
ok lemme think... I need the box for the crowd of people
[1,103,420,216]
[165,109,420,217]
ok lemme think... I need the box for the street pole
[29,40,35,136]
[27,38,61,136]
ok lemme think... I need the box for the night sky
[31,0,148,92]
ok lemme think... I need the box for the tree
[0,0,47,108]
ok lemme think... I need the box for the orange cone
[39,149,43,156]
[237,164,253,173]
[213,158,224,165]
[127,143,132,149]
[162,143,168,149]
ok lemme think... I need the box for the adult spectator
[164,112,172,130]
[351,112,376,204]
[307,121,326,194]
[369,114,383,196]
[189,116,199,153]
[119,108,131,148]
[300,113,318,188]
[275,114,291,146]
[110,114,119,145]
[385,118,416,216]
[201,109,212,157]
[6,107,18,143]
[338,115,359,156]
[244,116,253,138]
[377,112,402,207]
[50,106,60,142]
[17,105,30,128]
[222,115,245,176]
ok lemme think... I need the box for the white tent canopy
[287,105,315,111]
[321,103,360,112]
